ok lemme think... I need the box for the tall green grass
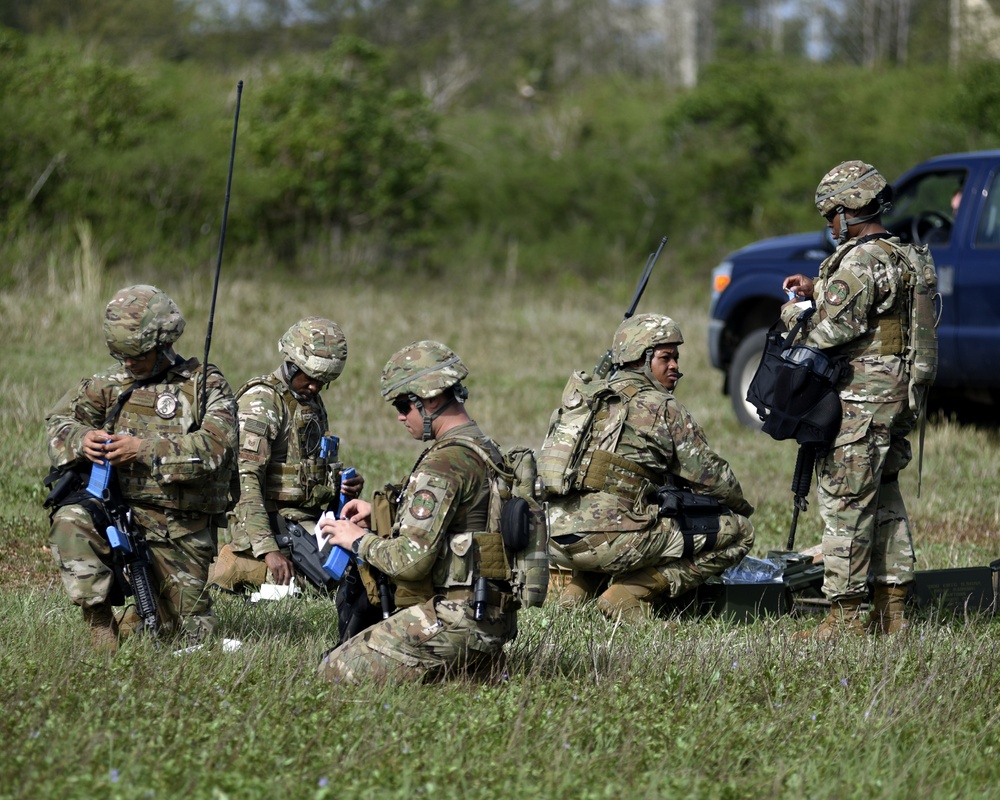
[2,260,999,798]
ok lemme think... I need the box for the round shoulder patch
[408,489,437,521]
[824,279,850,307]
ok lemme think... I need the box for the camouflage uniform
[781,161,918,604]
[546,315,755,619]
[212,318,349,591]
[319,342,516,684]
[46,285,237,645]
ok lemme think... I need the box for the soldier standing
[209,317,363,593]
[317,341,518,684]
[45,285,238,652]
[544,314,755,622]
[782,161,926,640]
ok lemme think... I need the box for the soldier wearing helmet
[210,317,364,595]
[781,160,930,641]
[543,313,755,623]
[317,341,517,684]
[45,285,238,653]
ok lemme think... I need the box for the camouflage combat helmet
[815,161,891,243]
[278,317,348,384]
[611,313,684,366]
[815,160,888,216]
[104,285,185,358]
[380,340,468,401]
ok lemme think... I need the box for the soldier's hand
[340,498,372,527]
[103,434,142,466]
[341,472,365,499]
[264,551,295,585]
[320,517,365,551]
[782,274,814,300]
[82,429,112,463]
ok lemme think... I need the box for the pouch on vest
[747,309,848,447]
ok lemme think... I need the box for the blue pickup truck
[708,150,1000,427]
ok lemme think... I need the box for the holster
[654,485,723,538]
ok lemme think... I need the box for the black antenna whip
[200,80,243,424]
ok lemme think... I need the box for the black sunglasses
[392,397,413,414]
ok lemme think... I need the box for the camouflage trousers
[816,398,917,601]
[318,596,516,685]
[49,503,217,642]
[548,509,755,598]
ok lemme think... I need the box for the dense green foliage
[3,2,1000,283]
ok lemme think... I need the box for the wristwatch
[351,533,367,558]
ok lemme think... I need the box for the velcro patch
[129,388,157,408]
[825,279,850,306]
[409,489,437,521]
[242,418,269,436]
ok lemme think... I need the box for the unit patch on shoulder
[409,490,437,521]
[825,279,850,306]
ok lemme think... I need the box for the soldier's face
[290,371,323,400]
[650,345,681,391]
[118,349,159,379]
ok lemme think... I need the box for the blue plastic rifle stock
[319,466,355,581]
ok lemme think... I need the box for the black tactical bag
[746,308,849,447]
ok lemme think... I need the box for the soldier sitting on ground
[543,314,755,622]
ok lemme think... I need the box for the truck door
[953,165,1000,387]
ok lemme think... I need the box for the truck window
[885,169,966,245]
[975,170,1000,248]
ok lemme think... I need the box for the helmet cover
[815,160,888,217]
[103,285,185,358]
[611,313,684,366]
[278,317,348,384]
[380,340,468,401]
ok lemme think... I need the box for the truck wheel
[727,328,767,430]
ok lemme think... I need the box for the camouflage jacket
[547,371,753,536]
[45,356,238,539]
[356,421,500,591]
[228,370,336,557]
[781,234,908,403]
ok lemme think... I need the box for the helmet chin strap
[413,395,451,441]
[281,361,315,402]
[834,200,892,244]
[412,385,468,441]
[641,348,663,390]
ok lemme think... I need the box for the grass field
[2,263,999,798]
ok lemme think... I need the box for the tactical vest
[113,360,232,514]
[574,379,659,504]
[538,371,653,500]
[236,374,335,505]
[817,237,908,362]
[383,436,514,611]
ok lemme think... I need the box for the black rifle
[786,443,818,551]
[87,460,159,634]
[593,236,668,379]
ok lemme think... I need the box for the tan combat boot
[82,604,119,654]
[596,567,672,623]
[795,597,866,642]
[208,543,268,592]
[867,585,910,636]
[557,570,607,609]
